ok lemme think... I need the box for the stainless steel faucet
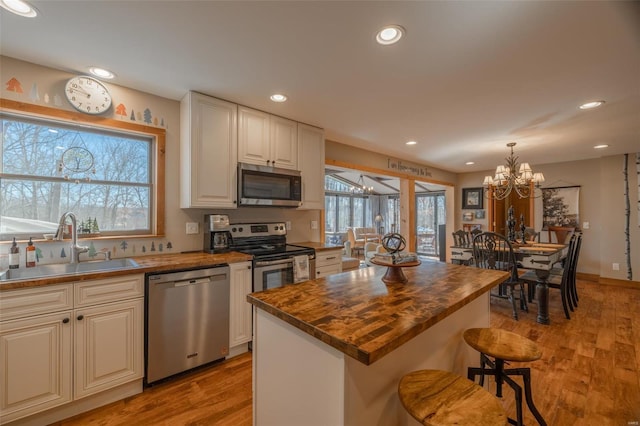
[54,212,89,263]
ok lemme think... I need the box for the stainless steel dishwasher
[146,265,230,385]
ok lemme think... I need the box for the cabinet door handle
[62,318,70,324]
[77,314,84,321]
[247,265,251,270]
[326,256,336,260]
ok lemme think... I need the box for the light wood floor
[54,279,639,426]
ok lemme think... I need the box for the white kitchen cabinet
[74,298,143,399]
[0,274,144,424]
[238,106,298,170]
[297,124,325,210]
[180,91,238,208]
[315,249,343,279]
[0,310,73,424]
[229,261,253,351]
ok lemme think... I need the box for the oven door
[253,258,294,291]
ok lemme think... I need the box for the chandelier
[352,174,373,195]
[482,142,545,200]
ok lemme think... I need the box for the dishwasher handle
[174,273,227,287]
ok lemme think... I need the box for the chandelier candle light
[483,142,545,200]
[352,174,373,195]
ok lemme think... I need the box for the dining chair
[452,229,470,247]
[472,232,528,320]
[550,232,582,309]
[521,234,578,319]
[346,228,364,258]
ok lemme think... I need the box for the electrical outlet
[286,221,292,231]
[186,222,199,234]
[582,221,590,229]
[612,263,620,271]
[311,220,318,230]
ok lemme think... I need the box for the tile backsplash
[0,237,174,270]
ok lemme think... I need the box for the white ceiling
[1,1,639,174]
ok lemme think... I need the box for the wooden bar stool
[463,328,546,426]
[398,369,507,425]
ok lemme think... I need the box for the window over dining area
[0,107,165,241]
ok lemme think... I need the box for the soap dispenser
[9,237,20,269]
[26,237,36,268]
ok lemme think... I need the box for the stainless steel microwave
[237,162,302,207]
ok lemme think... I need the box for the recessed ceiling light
[0,0,37,17]
[48,129,59,134]
[465,161,475,165]
[89,67,115,79]
[579,100,605,110]
[405,140,417,145]
[270,94,287,102]
[593,144,609,149]
[376,25,405,45]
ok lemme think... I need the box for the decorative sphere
[382,233,406,254]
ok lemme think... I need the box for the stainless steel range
[229,222,315,291]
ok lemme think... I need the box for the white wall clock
[64,75,112,115]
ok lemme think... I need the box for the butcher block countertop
[0,251,252,291]
[248,261,508,365]
[291,241,343,251]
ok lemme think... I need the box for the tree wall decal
[5,77,23,93]
[623,154,632,280]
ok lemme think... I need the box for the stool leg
[514,384,524,426]
[479,353,486,387]
[521,368,547,426]
[495,358,504,398]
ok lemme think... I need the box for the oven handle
[254,258,295,267]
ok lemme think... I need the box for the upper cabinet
[298,124,325,210]
[238,106,298,170]
[180,92,238,208]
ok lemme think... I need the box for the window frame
[0,98,165,240]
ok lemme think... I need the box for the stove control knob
[239,227,244,232]
[231,227,237,232]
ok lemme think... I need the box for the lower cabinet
[229,261,253,352]
[0,274,144,424]
[74,298,143,399]
[0,311,73,423]
[315,249,343,279]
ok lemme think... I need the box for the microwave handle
[254,258,295,267]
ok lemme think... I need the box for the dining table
[450,241,569,325]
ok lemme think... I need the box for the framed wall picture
[462,187,483,209]
[463,212,474,221]
[475,210,485,219]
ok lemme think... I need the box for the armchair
[364,242,386,265]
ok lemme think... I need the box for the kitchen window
[0,103,165,240]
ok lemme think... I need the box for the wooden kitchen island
[247,260,508,426]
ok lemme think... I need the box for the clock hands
[68,87,91,98]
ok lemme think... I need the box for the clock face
[62,147,94,173]
[64,76,112,115]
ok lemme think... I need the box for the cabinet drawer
[315,264,341,279]
[315,250,342,267]
[75,274,144,307]
[0,284,73,322]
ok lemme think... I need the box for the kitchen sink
[0,258,140,282]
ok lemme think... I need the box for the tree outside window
[1,114,155,239]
